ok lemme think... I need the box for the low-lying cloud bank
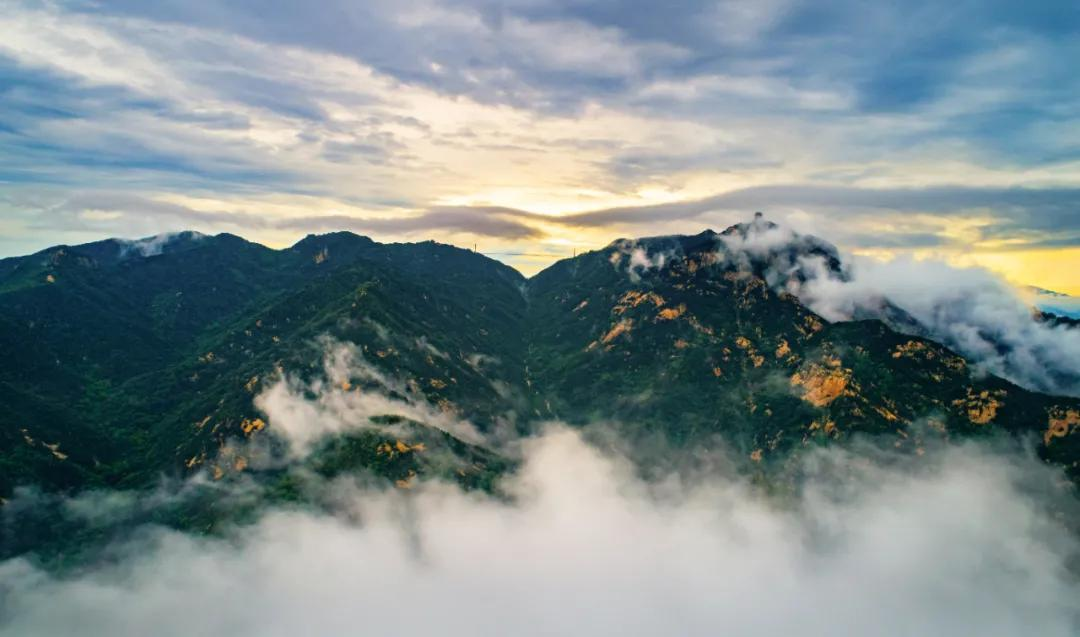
[1,427,1077,637]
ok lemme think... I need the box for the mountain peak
[592,216,846,288]
[719,211,779,237]
[290,231,375,251]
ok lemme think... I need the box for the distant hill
[1029,286,1080,320]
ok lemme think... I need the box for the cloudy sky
[1,0,1078,288]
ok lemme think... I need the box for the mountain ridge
[2,218,1078,562]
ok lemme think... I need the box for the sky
[0,0,1078,289]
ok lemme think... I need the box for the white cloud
[705,216,1080,396]
[1,427,1076,636]
[503,17,687,77]
[1,0,1079,283]
[119,231,206,257]
[794,254,1080,396]
[254,339,483,456]
[608,238,672,282]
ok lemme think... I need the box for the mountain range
[1,216,1078,560]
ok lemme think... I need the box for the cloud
[0,0,1078,278]
[17,192,547,241]
[606,238,671,282]
[73,0,1080,121]
[118,231,206,257]
[254,338,484,456]
[707,217,1080,396]
[793,254,1080,397]
[276,207,547,240]
[2,314,1076,635]
[479,183,1080,254]
[1,427,1076,637]
[554,184,1080,246]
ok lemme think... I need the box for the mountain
[1030,286,1080,322]
[525,221,1079,474]
[0,231,527,498]
[2,219,1079,559]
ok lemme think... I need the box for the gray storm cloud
[1,426,1077,637]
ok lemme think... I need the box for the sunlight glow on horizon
[0,0,1076,295]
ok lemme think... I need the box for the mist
[794,254,1080,397]
[2,426,1077,637]
[715,216,1080,397]
[254,338,484,456]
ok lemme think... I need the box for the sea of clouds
[1,422,1078,636]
